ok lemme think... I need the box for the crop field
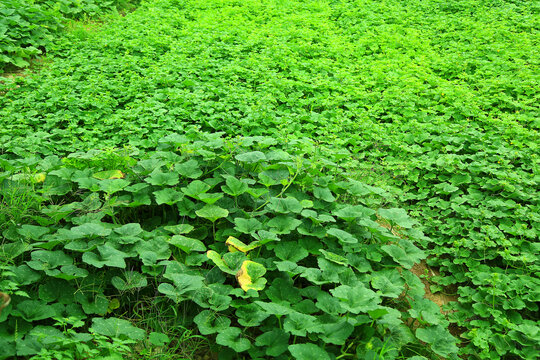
[0,0,538,359]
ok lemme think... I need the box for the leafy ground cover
[1,0,539,359]
[0,0,139,71]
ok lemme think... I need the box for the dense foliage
[0,130,456,359]
[0,0,139,71]
[0,0,538,359]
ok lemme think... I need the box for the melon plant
[0,130,457,359]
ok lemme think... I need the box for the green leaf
[206,250,236,275]
[192,286,232,311]
[216,327,251,352]
[371,269,405,298]
[284,311,317,336]
[98,179,130,194]
[330,284,381,313]
[289,343,330,360]
[409,297,442,325]
[13,300,57,321]
[234,217,263,234]
[158,273,205,302]
[433,182,459,194]
[17,225,49,240]
[252,230,280,245]
[235,304,271,327]
[378,208,417,228]
[163,224,194,235]
[149,332,170,346]
[146,171,179,186]
[167,273,206,293]
[38,279,74,303]
[194,310,231,335]
[154,188,184,205]
[235,151,266,163]
[381,240,425,269]
[333,205,375,221]
[313,186,335,202]
[196,204,229,222]
[175,159,202,179]
[267,197,303,214]
[222,176,249,196]
[198,192,223,204]
[169,235,206,253]
[75,292,109,315]
[450,173,471,186]
[274,241,309,262]
[318,320,354,345]
[316,292,345,315]
[247,187,269,198]
[28,250,73,271]
[82,245,128,268]
[255,301,293,316]
[416,325,458,357]
[255,329,290,356]
[326,228,358,244]
[267,215,302,234]
[113,223,143,237]
[111,272,147,291]
[70,223,111,238]
[266,278,302,304]
[319,249,348,265]
[91,317,145,340]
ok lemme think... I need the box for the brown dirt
[409,260,459,313]
[376,217,467,341]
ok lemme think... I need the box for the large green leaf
[154,188,184,205]
[12,300,57,321]
[378,208,417,228]
[169,235,206,253]
[318,320,354,345]
[330,284,381,313]
[326,228,358,244]
[91,317,145,340]
[371,269,405,298]
[283,311,317,336]
[145,171,179,186]
[222,176,249,196]
[255,329,290,356]
[381,239,425,269]
[267,215,302,234]
[267,197,303,214]
[196,204,229,222]
[333,205,375,221]
[234,217,263,234]
[274,241,309,262]
[216,327,251,352]
[17,225,49,240]
[416,325,458,357]
[235,151,266,163]
[82,245,128,268]
[175,159,202,179]
[289,343,330,360]
[194,310,231,335]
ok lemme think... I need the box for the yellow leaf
[236,260,267,292]
[33,173,46,183]
[225,236,259,253]
[93,170,125,180]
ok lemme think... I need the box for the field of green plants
[0,0,538,359]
